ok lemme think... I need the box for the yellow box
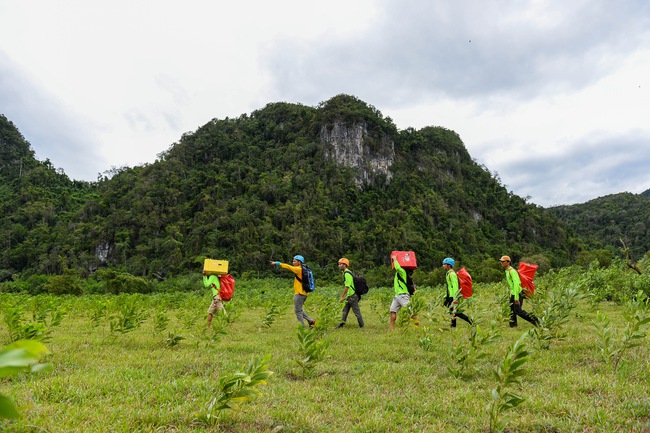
[203,259,228,275]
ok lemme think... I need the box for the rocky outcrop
[320,121,394,187]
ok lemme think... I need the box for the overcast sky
[1,0,649,207]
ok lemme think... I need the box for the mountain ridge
[548,191,650,260]
[2,95,644,282]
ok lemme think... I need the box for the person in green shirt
[203,270,226,329]
[500,255,538,327]
[337,258,364,328]
[442,257,472,328]
[389,255,416,330]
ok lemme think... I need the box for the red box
[391,251,418,270]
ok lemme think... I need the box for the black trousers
[509,295,538,327]
[444,296,472,327]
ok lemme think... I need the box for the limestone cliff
[320,120,394,186]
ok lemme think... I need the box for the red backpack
[518,262,538,297]
[218,274,235,301]
[457,268,473,298]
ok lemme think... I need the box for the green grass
[1,279,649,432]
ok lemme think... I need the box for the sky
[1,0,649,207]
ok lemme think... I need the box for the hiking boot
[337,322,345,328]
[309,320,316,328]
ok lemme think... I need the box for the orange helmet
[338,258,350,266]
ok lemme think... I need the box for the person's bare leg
[389,312,397,330]
[207,314,213,329]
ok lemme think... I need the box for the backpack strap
[295,264,304,283]
[396,272,408,291]
[344,269,355,289]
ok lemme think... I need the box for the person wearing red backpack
[500,255,539,327]
[442,257,472,328]
[203,269,227,329]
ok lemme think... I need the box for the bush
[93,269,152,294]
[631,274,650,298]
[0,281,21,293]
[576,249,613,269]
[45,273,83,295]
[472,257,504,284]
[154,274,200,293]
[0,274,47,294]
[572,258,649,303]
[411,267,445,288]
[0,269,14,283]
[25,274,49,295]
[82,279,106,295]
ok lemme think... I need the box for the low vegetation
[1,263,649,432]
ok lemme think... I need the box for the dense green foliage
[549,192,650,262]
[0,115,97,281]
[1,95,640,287]
[0,97,578,283]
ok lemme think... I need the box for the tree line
[1,95,618,290]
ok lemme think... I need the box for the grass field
[1,276,649,433]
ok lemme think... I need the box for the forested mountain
[0,115,97,281]
[549,192,650,261]
[1,96,580,282]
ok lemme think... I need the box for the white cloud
[0,52,103,179]
[1,0,649,206]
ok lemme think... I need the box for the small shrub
[25,274,49,295]
[418,326,438,352]
[108,301,147,336]
[45,274,83,295]
[153,311,170,334]
[529,283,587,349]
[259,304,281,329]
[448,321,500,380]
[199,354,273,426]
[594,292,650,372]
[95,269,152,294]
[2,301,65,343]
[312,295,340,332]
[295,326,329,378]
[164,331,184,348]
[397,295,425,328]
[487,332,532,433]
[370,290,393,325]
